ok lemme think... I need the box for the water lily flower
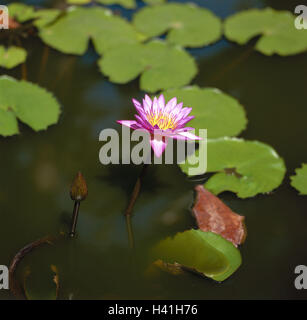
[117,94,201,157]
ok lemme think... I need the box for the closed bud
[70,172,88,201]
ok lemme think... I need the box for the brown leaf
[192,185,246,247]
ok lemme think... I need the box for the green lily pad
[39,7,143,55]
[67,0,136,8]
[162,86,247,139]
[8,3,35,23]
[24,265,59,300]
[8,3,61,29]
[290,164,307,195]
[180,138,286,198]
[0,46,27,69]
[143,0,166,5]
[133,3,222,48]
[0,76,61,136]
[98,40,197,92]
[33,9,62,28]
[224,8,307,56]
[152,229,241,282]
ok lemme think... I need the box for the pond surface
[1,0,307,299]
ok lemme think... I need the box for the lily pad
[8,3,35,23]
[180,138,286,198]
[162,86,247,139]
[99,40,197,92]
[8,3,61,29]
[224,8,307,56]
[0,76,61,136]
[152,229,241,282]
[290,164,307,195]
[0,46,27,69]
[39,7,143,55]
[67,0,136,8]
[143,0,166,5]
[133,3,222,48]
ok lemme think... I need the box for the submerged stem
[125,163,149,249]
[70,201,80,238]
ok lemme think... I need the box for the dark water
[1,0,307,299]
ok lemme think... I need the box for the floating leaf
[180,138,286,198]
[152,229,241,282]
[8,3,35,23]
[133,3,222,48]
[193,185,246,247]
[290,164,307,195]
[143,0,166,5]
[0,76,61,136]
[99,40,197,92]
[8,3,61,29]
[224,8,307,56]
[0,46,27,69]
[67,0,136,8]
[97,0,136,9]
[39,7,143,55]
[33,9,62,29]
[24,265,59,300]
[163,86,247,138]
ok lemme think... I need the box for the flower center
[146,112,176,130]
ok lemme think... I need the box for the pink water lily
[117,94,201,157]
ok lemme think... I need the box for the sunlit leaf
[224,8,307,56]
[143,0,166,5]
[133,3,222,47]
[8,3,35,23]
[39,7,143,55]
[0,46,27,69]
[97,0,136,9]
[290,164,307,195]
[152,229,241,282]
[0,76,61,136]
[163,86,247,138]
[99,40,197,92]
[180,138,286,198]
[33,9,62,28]
[24,265,59,300]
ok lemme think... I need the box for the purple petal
[152,96,159,114]
[158,94,165,112]
[143,96,152,113]
[165,97,177,113]
[177,107,192,121]
[176,115,195,127]
[150,135,168,157]
[117,120,140,130]
[171,102,183,117]
[177,131,202,140]
[135,114,152,131]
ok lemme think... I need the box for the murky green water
[1,0,307,299]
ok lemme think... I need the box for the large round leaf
[0,76,61,136]
[162,86,247,139]
[39,7,143,55]
[152,229,241,282]
[290,164,307,195]
[133,3,222,48]
[0,46,27,69]
[98,40,197,92]
[67,0,136,8]
[180,138,286,198]
[224,8,307,56]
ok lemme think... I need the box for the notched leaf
[192,185,246,247]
